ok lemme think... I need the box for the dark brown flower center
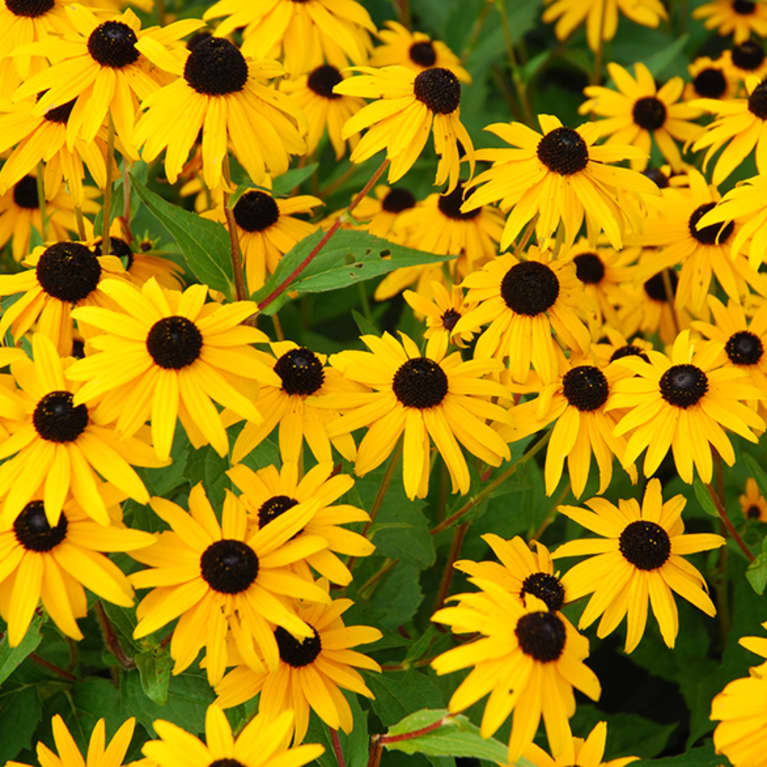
[33,391,88,442]
[732,41,765,70]
[184,37,248,95]
[5,0,53,18]
[747,505,761,519]
[619,520,670,570]
[200,539,259,593]
[632,96,667,130]
[500,261,560,316]
[413,67,460,114]
[258,495,299,528]
[14,502,67,551]
[537,127,588,175]
[573,252,605,284]
[146,316,203,369]
[520,572,564,612]
[689,202,734,245]
[13,175,39,210]
[87,21,139,68]
[93,236,134,270]
[382,187,416,213]
[233,191,280,232]
[610,344,649,363]
[643,269,677,302]
[562,366,609,411]
[274,625,322,667]
[515,611,566,662]
[659,364,708,408]
[44,99,76,124]
[441,308,460,331]
[36,242,101,302]
[409,41,436,67]
[693,68,727,98]
[748,80,767,119]
[643,167,670,189]
[393,357,448,408]
[726,330,763,365]
[437,182,480,220]
[274,347,324,395]
[186,30,212,50]
[307,64,343,99]
[734,0,756,14]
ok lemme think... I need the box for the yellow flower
[739,477,767,522]
[719,41,767,83]
[686,55,735,101]
[693,0,767,42]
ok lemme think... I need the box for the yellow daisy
[579,62,703,171]
[203,0,375,75]
[719,41,767,83]
[352,184,417,240]
[134,35,307,190]
[228,461,374,586]
[0,333,162,526]
[335,65,475,193]
[608,330,765,483]
[739,477,767,522]
[129,484,331,684]
[370,21,470,82]
[553,479,725,653]
[67,277,276,460]
[281,65,363,159]
[454,249,591,384]
[686,55,735,101]
[320,331,511,499]
[693,0,767,42]
[215,582,381,743]
[462,114,658,251]
[0,486,153,646]
[142,705,323,767]
[431,589,600,762]
[230,341,357,466]
[6,715,136,767]
[711,671,767,767]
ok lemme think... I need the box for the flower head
[739,477,767,522]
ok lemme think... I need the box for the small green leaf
[631,743,720,766]
[131,174,234,297]
[746,551,767,595]
[135,647,173,705]
[272,164,319,196]
[693,478,718,518]
[744,453,767,500]
[0,612,44,685]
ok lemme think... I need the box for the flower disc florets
[93,237,134,269]
[520,573,565,612]
[441,309,460,330]
[13,176,39,210]
[33,391,89,442]
[87,21,139,68]
[184,36,248,95]
[6,0,53,17]
[573,252,605,284]
[409,41,436,67]
[726,331,763,365]
[258,495,299,528]
[536,127,588,175]
[413,67,460,114]
[146,316,203,369]
[694,68,727,98]
[382,187,416,213]
[689,203,734,244]
[619,520,671,570]
[36,242,101,302]
[632,96,667,130]
[275,625,322,667]
[643,270,677,302]
[437,183,480,220]
[734,0,756,14]
[307,64,343,99]
[748,80,767,119]
[44,99,77,124]
[562,366,609,411]
[233,191,280,232]
[200,539,259,593]
[274,348,324,395]
[610,344,649,363]
[500,261,560,316]
[392,357,448,408]
[732,41,765,70]
[643,167,670,189]
[14,501,68,551]
[515,611,566,662]
[659,364,708,408]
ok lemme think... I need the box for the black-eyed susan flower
[739,477,767,522]
[0,489,153,646]
[6,715,136,767]
[404,282,475,359]
[335,65,474,193]
[67,277,276,460]
[454,534,566,612]
[321,332,511,499]
[553,480,724,653]
[15,6,201,155]
[579,63,702,171]
[0,176,97,263]
[719,40,767,83]
[693,0,767,42]
[432,590,600,762]
[143,704,323,767]
[462,115,658,251]
[230,342,357,466]
[503,357,636,497]
[134,36,306,190]
[205,190,321,293]
[687,56,734,101]
[228,461,374,586]
[711,670,767,767]
[353,184,417,240]
[520,721,638,767]
[130,484,331,684]
[454,249,591,384]
[281,65,363,159]
[370,21,470,82]
[608,330,764,483]
[215,582,381,743]
[203,0,375,75]
[0,334,162,526]
[542,0,666,51]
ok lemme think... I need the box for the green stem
[705,482,754,562]
[35,163,48,242]
[222,156,248,301]
[495,0,534,127]
[432,522,469,612]
[101,117,115,256]
[461,1,492,62]
[591,0,607,85]
[358,558,397,599]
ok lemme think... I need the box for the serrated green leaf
[693,478,718,518]
[0,612,44,685]
[131,174,234,297]
[135,648,173,705]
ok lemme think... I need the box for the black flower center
[200,539,259,593]
[437,183,481,220]
[573,252,605,284]
[33,391,89,442]
[413,67,460,114]
[13,502,68,551]
[93,236,134,270]
[187,30,212,50]
[659,364,708,408]
[382,187,416,213]
[726,330,763,365]
[275,625,322,667]
[515,611,566,662]
[689,202,734,245]
[732,41,765,70]
[562,365,609,411]
[643,269,677,302]
[537,127,588,175]
[13,175,39,210]
[274,347,324,395]
[747,505,761,519]
[37,242,102,302]
[441,308,460,331]
[694,68,727,98]
[87,21,139,68]
[184,37,248,95]
[44,99,76,124]
[146,316,203,369]
[409,41,436,67]
[632,96,667,131]
[307,64,343,99]
[232,190,280,232]
[734,0,756,14]
[520,572,564,612]
[619,520,671,570]
[643,167,669,189]
[393,357,448,409]
[258,495,299,528]
[500,261,560,316]
[5,0,53,17]
[209,760,245,767]
[610,344,649,363]
[748,80,767,119]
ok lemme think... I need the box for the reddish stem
[330,729,347,767]
[705,483,754,562]
[432,523,468,613]
[378,715,454,744]
[95,601,136,669]
[29,653,77,681]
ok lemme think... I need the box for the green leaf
[382,708,536,766]
[631,742,720,766]
[0,612,44,685]
[135,647,173,705]
[304,694,369,767]
[131,174,234,297]
[642,34,690,78]
[365,673,445,727]
[693,478,718,518]
[272,164,319,196]
[746,538,767,595]
[744,453,767,500]
[0,685,42,763]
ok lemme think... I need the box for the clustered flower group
[1,0,767,766]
